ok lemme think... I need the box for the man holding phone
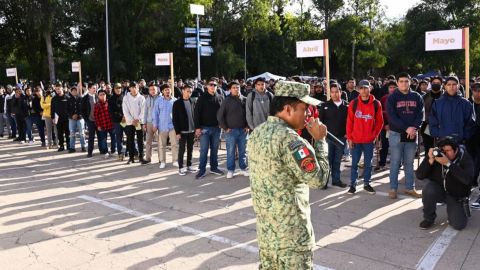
[386,72,424,199]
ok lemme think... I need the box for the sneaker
[57,147,65,152]
[159,162,166,169]
[195,170,206,179]
[240,169,249,177]
[172,161,179,167]
[388,189,397,199]
[364,185,376,194]
[141,159,151,165]
[471,198,480,210]
[419,219,434,230]
[211,168,224,176]
[187,166,197,173]
[405,189,422,198]
[332,181,347,188]
[28,140,34,145]
[68,149,76,153]
[347,186,356,194]
[179,168,187,176]
[104,153,111,159]
[226,171,234,179]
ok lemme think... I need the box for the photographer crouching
[416,137,474,230]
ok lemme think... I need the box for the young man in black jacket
[12,87,28,143]
[416,137,474,230]
[51,84,70,151]
[109,83,125,160]
[194,77,224,179]
[217,81,249,179]
[81,83,99,157]
[320,83,348,188]
[173,83,197,175]
[67,87,86,153]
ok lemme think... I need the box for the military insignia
[300,156,316,173]
[288,140,304,151]
[293,146,317,173]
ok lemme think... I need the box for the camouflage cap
[275,80,320,106]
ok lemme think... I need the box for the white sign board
[155,53,171,66]
[425,29,464,51]
[190,4,205,15]
[6,68,17,77]
[71,62,81,72]
[296,40,325,58]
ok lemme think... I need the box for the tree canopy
[0,0,479,83]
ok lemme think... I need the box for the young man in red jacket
[346,80,384,194]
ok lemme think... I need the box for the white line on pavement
[78,195,334,270]
[415,226,458,270]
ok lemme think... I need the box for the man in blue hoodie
[429,76,476,145]
[386,72,424,199]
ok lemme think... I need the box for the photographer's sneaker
[226,171,234,179]
[471,198,480,210]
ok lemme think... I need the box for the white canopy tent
[247,72,286,82]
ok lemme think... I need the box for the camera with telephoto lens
[432,147,443,157]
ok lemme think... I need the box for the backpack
[351,98,379,116]
[249,90,273,119]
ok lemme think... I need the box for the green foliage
[0,0,479,83]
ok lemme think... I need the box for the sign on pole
[190,4,205,15]
[72,62,83,94]
[296,39,331,100]
[155,53,172,66]
[296,40,325,58]
[425,29,464,51]
[425,28,470,98]
[6,68,18,84]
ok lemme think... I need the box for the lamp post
[190,4,205,83]
[105,0,111,83]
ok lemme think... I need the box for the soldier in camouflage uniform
[248,80,330,269]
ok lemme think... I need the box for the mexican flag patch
[294,147,310,161]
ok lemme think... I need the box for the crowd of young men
[1,73,479,228]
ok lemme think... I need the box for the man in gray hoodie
[142,83,160,164]
[246,77,273,130]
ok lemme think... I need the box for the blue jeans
[69,119,86,149]
[350,142,374,187]
[328,137,346,184]
[225,128,247,171]
[113,122,124,154]
[389,131,417,190]
[198,127,221,172]
[8,114,16,137]
[98,129,109,154]
[108,128,116,153]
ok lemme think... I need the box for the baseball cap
[358,80,371,88]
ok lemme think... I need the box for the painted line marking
[78,195,334,270]
[415,226,458,270]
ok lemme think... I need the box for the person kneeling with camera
[416,137,474,230]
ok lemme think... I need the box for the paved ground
[0,137,479,270]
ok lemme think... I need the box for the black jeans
[86,120,99,155]
[178,132,194,168]
[15,115,26,141]
[421,132,434,157]
[125,125,144,159]
[56,118,70,148]
[422,181,468,230]
[379,129,389,166]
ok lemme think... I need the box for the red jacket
[346,95,384,143]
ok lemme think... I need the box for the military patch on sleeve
[289,140,304,151]
[292,145,317,173]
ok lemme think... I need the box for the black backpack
[351,98,380,116]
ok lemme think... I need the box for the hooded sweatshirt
[346,95,384,143]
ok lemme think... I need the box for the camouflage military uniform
[248,81,329,270]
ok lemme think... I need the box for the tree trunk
[44,31,55,83]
